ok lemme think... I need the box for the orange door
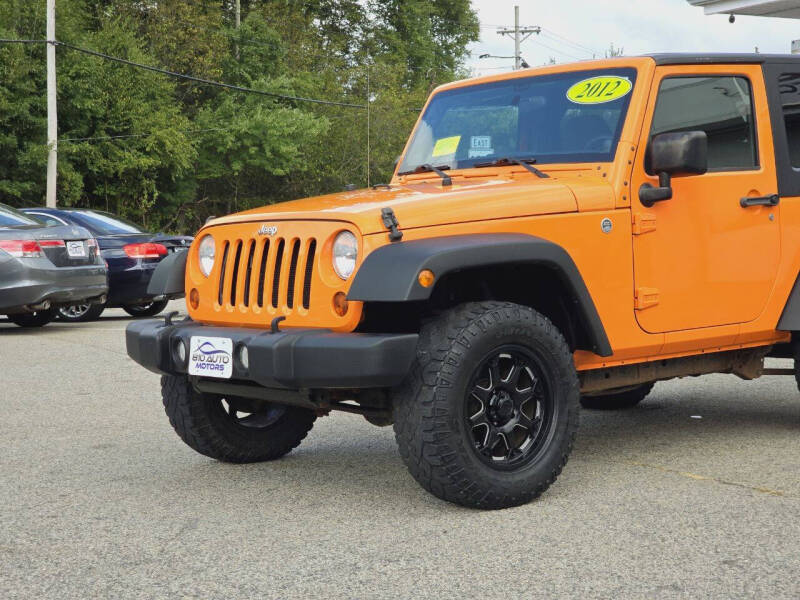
[631,65,780,333]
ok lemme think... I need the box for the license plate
[188,336,233,379]
[66,241,87,258]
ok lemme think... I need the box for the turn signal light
[333,292,349,317]
[124,242,168,259]
[418,269,435,288]
[189,288,200,309]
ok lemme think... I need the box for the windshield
[0,203,42,228]
[399,68,637,174]
[67,210,145,235]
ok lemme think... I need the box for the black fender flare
[777,273,800,331]
[146,250,187,297]
[347,233,612,357]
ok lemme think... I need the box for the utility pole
[497,5,540,70]
[234,0,241,60]
[46,0,57,207]
[366,67,370,188]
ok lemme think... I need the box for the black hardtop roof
[646,53,800,66]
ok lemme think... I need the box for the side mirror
[640,131,708,207]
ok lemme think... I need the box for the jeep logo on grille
[258,225,278,236]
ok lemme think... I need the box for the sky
[466,0,800,75]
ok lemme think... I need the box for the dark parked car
[22,208,192,321]
[0,204,107,327]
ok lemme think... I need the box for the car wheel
[57,303,105,322]
[122,299,170,318]
[161,375,317,463]
[8,309,57,328]
[392,301,580,509]
[580,383,654,410]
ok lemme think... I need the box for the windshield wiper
[475,157,549,179]
[398,163,452,187]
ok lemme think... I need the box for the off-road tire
[8,309,57,328]
[57,302,105,322]
[122,299,170,318]
[392,301,580,509]
[792,340,800,393]
[580,383,654,410]
[161,375,316,463]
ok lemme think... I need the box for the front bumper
[0,256,108,313]
[126,319,419,390]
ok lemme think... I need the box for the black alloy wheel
[467,347,555,470]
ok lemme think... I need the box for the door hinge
[634,287,660,310]
[632,213,656,235]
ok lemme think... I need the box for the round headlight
[198,235,215,277]
[332,231,358,280]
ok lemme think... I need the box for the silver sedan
[0,204,108,327]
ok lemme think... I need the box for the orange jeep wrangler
[128,54,800,509]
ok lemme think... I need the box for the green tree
[0,0,480,231]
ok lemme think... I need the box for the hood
[208,173,615,235]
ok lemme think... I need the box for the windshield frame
[397,66,639,176]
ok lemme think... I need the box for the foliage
[0,0,479,231]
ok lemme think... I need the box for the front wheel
[8,309,57,328]
[122,299,170,318]
[161,375,316,463]
[57,302,105,322]
[392,301,580,509]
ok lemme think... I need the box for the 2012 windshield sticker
[188,336,233,379]
[566,76,632,104]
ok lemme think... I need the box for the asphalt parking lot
[1,301,799,599]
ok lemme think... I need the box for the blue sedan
[22,208,192,321]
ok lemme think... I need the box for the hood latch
[381,207,403,242]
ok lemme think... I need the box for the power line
[0,39,368,109]
[530,39,584,61]
[540,29,601,57]
[0,39,49,44]
[59,127,230,143]
[56,41,368,109]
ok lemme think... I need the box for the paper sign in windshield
[432,135,461,157]
[566,76,632,104]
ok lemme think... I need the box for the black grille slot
[229,240,242,306]
[257,239,269,307]
[243,241,255,307]
[286,239,301,309]
[217,241,230,306]
[302,239,316,309]
[271,239,285,308]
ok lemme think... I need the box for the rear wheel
[580,383,654,410]
[57,302,105,322]
[122,299,170,318]
[161,375,316,463]
[8,309,57,328]
[392,301,580,509]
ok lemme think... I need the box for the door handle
[740,194,779,208]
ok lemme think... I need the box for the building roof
[688,0,800,19]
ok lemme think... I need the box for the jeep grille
[217,236,317,311]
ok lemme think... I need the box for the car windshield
[0,203,42,228]
[398,67,637,174]
[67,210,145,235]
